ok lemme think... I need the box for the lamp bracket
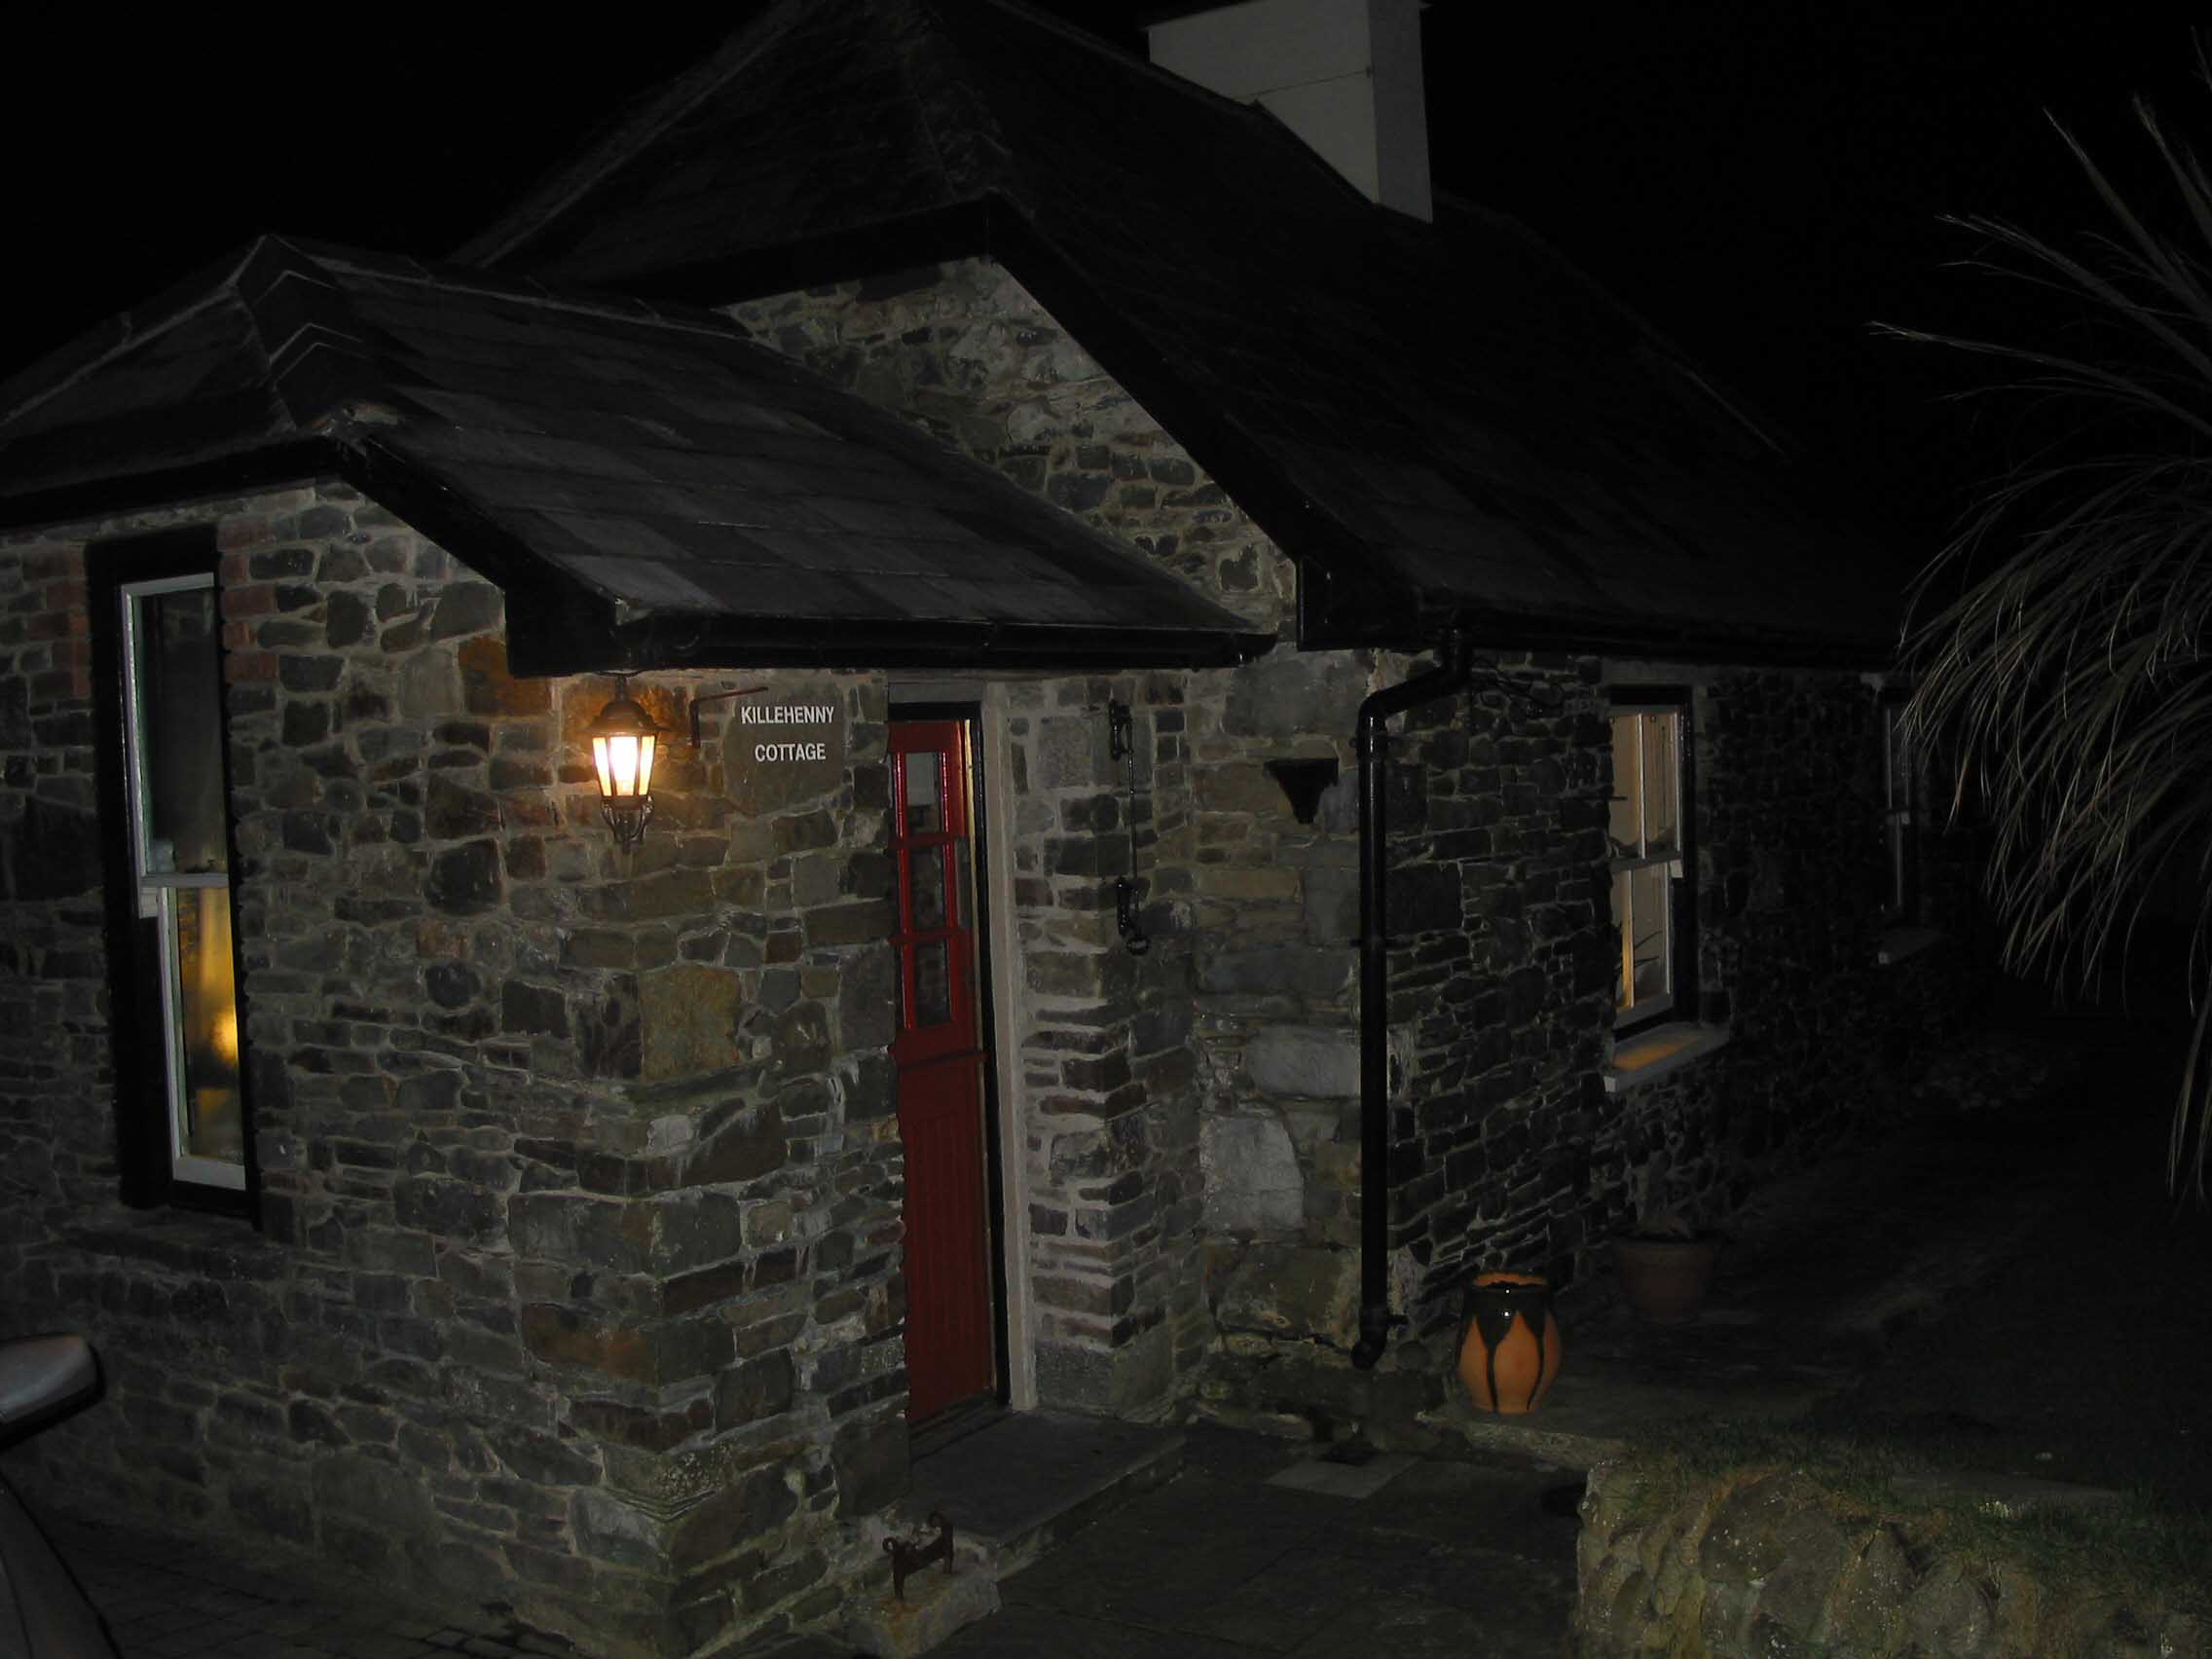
[601,796,654,854]
[688,683,769,748]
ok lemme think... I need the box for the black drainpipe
[1350,628,1476,1371]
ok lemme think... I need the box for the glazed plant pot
[1612,1235,1721,1325]
[1456,1272,1565,1415]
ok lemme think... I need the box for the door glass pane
[911,848,947,931]
[1608,716,1640,855]
[172,886,244,1164]
[133,586,228,874]
[1630,863,1673,1007]
[903,753,943,834]
[1641,714,1678,859]
[913,940,953,1027]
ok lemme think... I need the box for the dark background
[3,3,2196,544]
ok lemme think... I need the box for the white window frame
[119,572,245,1193]
[1610,702,1686,1029]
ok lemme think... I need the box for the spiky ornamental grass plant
[1884,85,2212,1201]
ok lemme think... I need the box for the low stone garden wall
[1575,1458,2206,1657]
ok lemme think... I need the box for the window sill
[1877,925,1946,967]
[1604,1022,1731,1094]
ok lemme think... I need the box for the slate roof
[462,0,1905,666]
[0,238,1271,674]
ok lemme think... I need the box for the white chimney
[1145,0,1432,222]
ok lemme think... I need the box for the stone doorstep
[844,1565,1001,1659]
[832,1412,1185,1658]
[897,1410,1187,1583]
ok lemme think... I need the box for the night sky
[4,3,2196,548]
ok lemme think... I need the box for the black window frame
[88,525,259,1219]
[1608,686,1698,1039]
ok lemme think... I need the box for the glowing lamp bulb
[585,677,661,851]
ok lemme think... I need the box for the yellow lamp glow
[587,676,661,851]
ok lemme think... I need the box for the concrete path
[37,1424,1579,1659]
[44,1513,581,1659]
[926,1425,1581,1658]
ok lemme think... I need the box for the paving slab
[1264,1450,1415,1497]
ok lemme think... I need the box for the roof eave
[0,435,625,654]
[1311,594,1898,671]
[547,612,1276,678]
[0,437,1275,678]
[0,440,349,539]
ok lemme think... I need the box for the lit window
[93,531,250,1208]
[121,574,244,1191]
[1609,701,1686,1026]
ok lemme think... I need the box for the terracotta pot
[1456,1272,1564,1415]
[1612,1235,1721,1325]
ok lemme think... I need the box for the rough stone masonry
[0,289,1982,1659]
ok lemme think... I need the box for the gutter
[1350,628,1476,1371]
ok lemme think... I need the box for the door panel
[889,719,996,1422]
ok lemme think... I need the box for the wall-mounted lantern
[587,675,661,852]
[585,679,771,852]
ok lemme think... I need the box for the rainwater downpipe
[1350,628,1475,1371]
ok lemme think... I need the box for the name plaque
[741,702,838,762]
[721,681,846,815]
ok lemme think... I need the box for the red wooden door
[888,719,996,1422]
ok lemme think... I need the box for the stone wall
[729,258,1293,637]
[1189,652,1619,1433]
[985,670,1209,1417]
[1586,670,1985,1243]
[1188,659,1983,1438]
[1576,1457,2206,1657]
[0,486,909,1658]
[726,261,1984,1441]
[735,260,1343,1421]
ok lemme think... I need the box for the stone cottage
[0,1,1977,1654]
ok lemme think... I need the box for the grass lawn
[1621,998,2212,1620]
[1795,1009,2212,1510]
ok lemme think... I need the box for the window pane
[911,848,947,931]
[1612,868,1633,1012]
[134,586,228,875]
[913,940,953,1027]
[1641,715,1678,859]
[1608,716,1641,855]
[172,886,244,1165]
[1630,863,1673,1008]
[903,752,943,834]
